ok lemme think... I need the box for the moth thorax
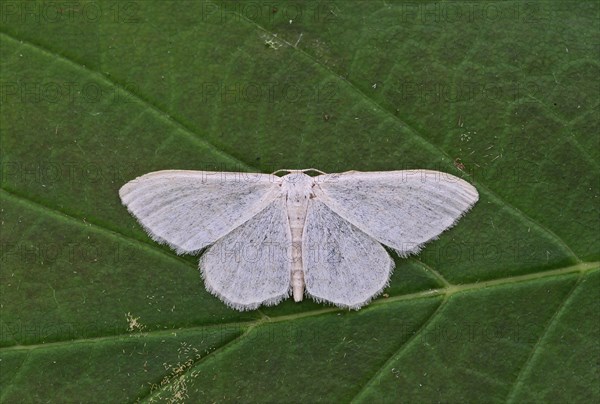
[281,173,313,204]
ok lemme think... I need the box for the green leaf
[1,1,598,402]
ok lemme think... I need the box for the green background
[1,0,598,402]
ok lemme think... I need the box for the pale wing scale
[119,170,280,254]
[200,197,292,310]
[315,170,479,256]
[120,168,479,311]
[303,199,394,309]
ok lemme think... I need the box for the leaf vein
[411,258,452,287]
[0,350,32,402]
[135,329,247,403]
[350,297,448,403]
[1,264,596,352]
[0,187,194,270]
[505,274,585,403]
[225,9,583,263]
[0,31,256,173]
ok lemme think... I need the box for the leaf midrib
[2,184,596,353]
[140,265,597,403]
[2,262,597,352]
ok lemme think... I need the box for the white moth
[119,169,478,310]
